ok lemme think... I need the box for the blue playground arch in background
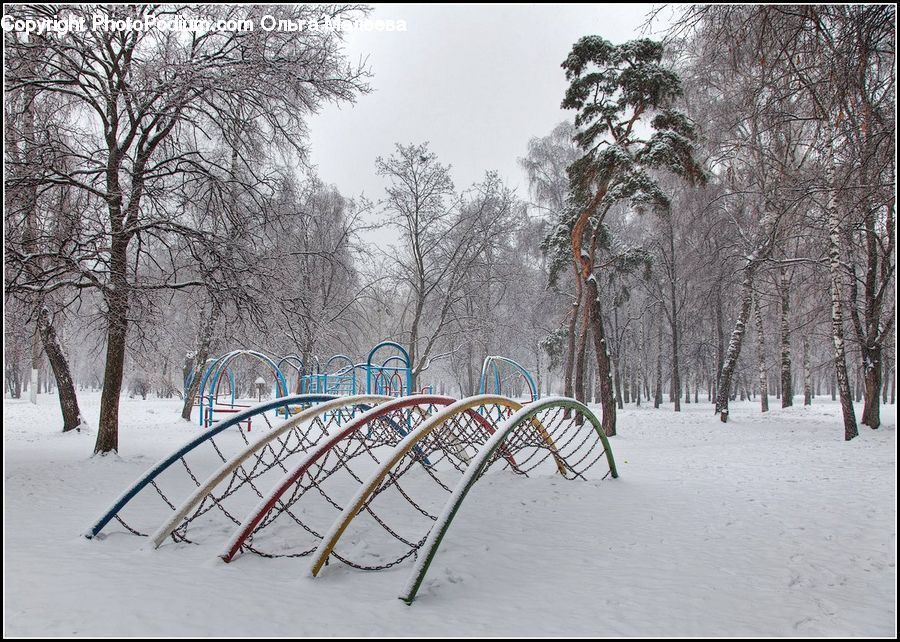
[199,350,290,426]
[478,355,538,401]
[192,342,419,426]
[366,341,412,397]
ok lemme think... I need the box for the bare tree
[4,4,370,452]
[377,143,503,389]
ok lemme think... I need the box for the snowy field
[4,392,896,636]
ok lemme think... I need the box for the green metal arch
[307,394,526,577]
[398,396,617,604]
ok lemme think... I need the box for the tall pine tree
[558,37,705,434]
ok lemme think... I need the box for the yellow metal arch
[308,394,562,577]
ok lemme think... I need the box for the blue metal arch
[186,359,235,400]
[85,393,337,538]
[380,355,408,369]
[478,356,538,401]
[322,354,358,395]
[210,351,289,400]
[325,354,355,372]
[366,341,412,396]
[202,351,290,427]
[196,358,237,425]
[367,341,411,367]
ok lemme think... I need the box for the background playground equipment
[478,356,538,421]
[189,342,417,426]
[275,342,414,419]
[284,341,415,402]
[298,354,359,396]
[298,342,414,397]
[478,355,539,401]
[86,393,616,603]
[365,341,413,396]
[197,350,291,428]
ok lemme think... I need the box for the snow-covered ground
[4,392,895,636]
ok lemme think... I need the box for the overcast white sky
[307,3,672,207]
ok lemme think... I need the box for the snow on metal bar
[307,394,527,577]
[84,394,335,539]
[150,395,393,548]
[399,396,617,603]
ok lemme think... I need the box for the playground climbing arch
[86,388,616,604]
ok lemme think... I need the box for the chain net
[239,402,611,572]
[107,400,339,538]
[167,406,360,544]
[233,401,456,567]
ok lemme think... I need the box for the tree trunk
[670,308,681,413]
[12,369,22,398]
[753,296,768,413]
[846,174,893,427]
[715,265,756,422]
[612,308,624,410]
[181,303,218,420]
[715,284,725,385]
[613,358,623,409]
[564,298,578,400]
[825,146,858,441]
[881,353,890,403]
[654,317,663,408]
[861,345,882,428]
[563,277,580,417]
[891,364,895,404]
[715,198,782,422]
[37,307,84,431]
[780,266,793,407]
[94,239,130,454]
[803,336,812,406]
[574,287,589,424]
[30,334,40,405]
[407,281,426,392]
[585,276,616,436]
[634,365,641,406]
[464,341,475,397]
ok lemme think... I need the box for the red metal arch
[220,394,516,562]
